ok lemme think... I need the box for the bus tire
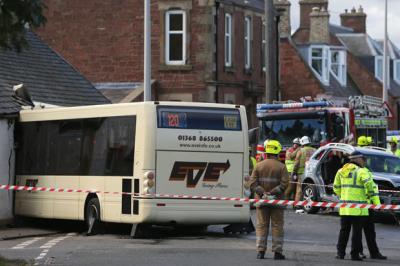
[302,184,320,214]
[85,197,101,236]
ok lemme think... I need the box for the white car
[303,143,400,214]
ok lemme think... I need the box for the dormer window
[309,46,329,85]
[330,50,347,86]
[394,59,400,84]
[375,56,383,81]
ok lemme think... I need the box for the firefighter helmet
[357,136,368,147]
[265,140,282,155]
[293,138,300,145]
[389,136,398,145]
[300,136,311,146]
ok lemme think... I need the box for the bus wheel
[85,197,101,236]
[302,184,320,214]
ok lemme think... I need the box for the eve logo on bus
[169,160,231,188]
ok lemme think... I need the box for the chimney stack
[309,7,330,43]
[340,6,367,33]
[274,0,291,38]
[299,0,328,29]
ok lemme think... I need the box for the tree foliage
[0,0,46,51]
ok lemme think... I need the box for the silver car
[303,143,400,214]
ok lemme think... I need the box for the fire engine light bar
[256,101,331,112]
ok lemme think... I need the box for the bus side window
[82,116,136,176]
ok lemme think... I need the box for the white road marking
[34,233,77,264]
[11,237,43,249]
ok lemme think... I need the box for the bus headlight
[244,175,251,189]
[144,171,155,194]
[244,175,251,198]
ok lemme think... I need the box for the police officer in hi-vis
[333,151,380,261]
[249,140,289,260]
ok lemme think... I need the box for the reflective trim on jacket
[333,163,380,216]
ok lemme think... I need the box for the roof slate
[0,31,109,115]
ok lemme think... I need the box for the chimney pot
[299,0,328,29]
[340,6,367,33]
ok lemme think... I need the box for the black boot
[257,251,265,259]
[351,255,363,261]
[274,252,285,260]
[335,254,344,260]
[371,253,387,260]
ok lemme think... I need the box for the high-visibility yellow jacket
[293,146,316,175]
[333,163,380,216]
[285,147,299,174]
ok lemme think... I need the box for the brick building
[35,0,281,127]
[277,0,400,129]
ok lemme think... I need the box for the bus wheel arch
[301,179,320,214]
[84,194,102,235]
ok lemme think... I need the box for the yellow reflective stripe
[340,184,365,189]
[340,200,368,204]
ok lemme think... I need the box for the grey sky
[289,0,400,44]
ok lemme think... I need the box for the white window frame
[262,22,266,72]
[330,49,347,86]
[375,56,383,82]
[165,10,186,65]
[394,59,400,84]
[309,45,330,85]
[225,13,232,67]
[244,16,251,69]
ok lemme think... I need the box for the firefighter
[388,136,400,157]
[357,136,368,147]
[333,151,380,261]
[284,138,300,200]
[292,136,316,207]
[249,140,289,260]
[255,139,269,162]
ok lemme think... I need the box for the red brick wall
[279,39,324,100]
[36,0,215,100]
[37,0,268,105]
[216,7,265,92]
[340,15,366,33]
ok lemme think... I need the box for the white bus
[15,101,250,235]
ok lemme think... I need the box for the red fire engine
[254,96,388,160]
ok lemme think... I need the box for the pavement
[0,226,60,240]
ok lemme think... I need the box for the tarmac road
[0,210,399,266]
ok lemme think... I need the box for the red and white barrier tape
[289,181,400,194]
[1,184,399,210]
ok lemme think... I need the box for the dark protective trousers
[361,211,380,256]
[256,207,284,253]
[337,216,365,257]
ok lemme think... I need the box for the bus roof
[19,101,242,122]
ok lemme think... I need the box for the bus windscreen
[157,106,241,131]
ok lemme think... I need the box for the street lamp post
[144,0,151,101]
[383,0,389,103]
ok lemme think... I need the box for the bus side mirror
[248,127,259,145]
